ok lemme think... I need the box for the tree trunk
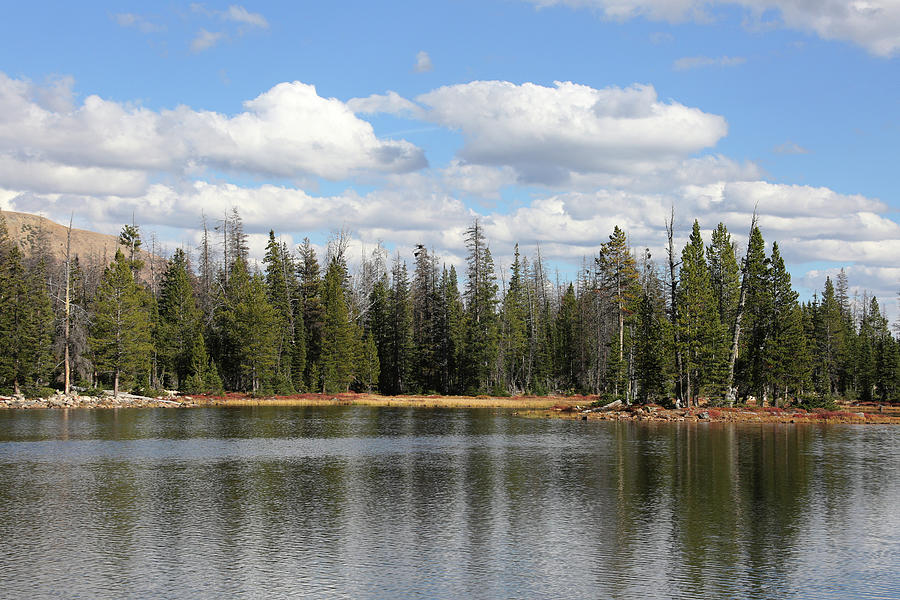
[64,214,72,395]
[114,369,120,398]
[666,210,685,406]
[725,211,758,406]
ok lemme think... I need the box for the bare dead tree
[666,207,685,407]
[724,208,759,406]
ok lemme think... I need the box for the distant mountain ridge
[0,210,160,270]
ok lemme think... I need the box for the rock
[599,399,623,412]
[698,411,710,419]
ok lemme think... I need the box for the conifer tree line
[1,208,898,405]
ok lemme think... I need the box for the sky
[0,1,898,313]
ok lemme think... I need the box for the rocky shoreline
[542,402,900,424]
[0,391,198,410]
[2,391,898,424]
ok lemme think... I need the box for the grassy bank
[195,391,583,410]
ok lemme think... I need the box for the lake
[0,407,897,599]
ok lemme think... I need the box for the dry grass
[193,392,581,410]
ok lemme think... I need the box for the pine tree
[118,223,144,275]
[0,245,54,395]
[596,226,640,398]
[264,231,300,393]
[298,238,324,390]
[856,296,878,403]
[463,219,499,393]
[437,265,465,394]
[677,221,723,405]
[157,248,203,389]
[90,250,154,397]
[869,298,898,402]
[219,257,278,393]
[368,274,391,394]
[501,244,529,393]
[412,245,440,392]
[737,226,772,403]
[768,242,809,402]
[527,249,554,395]
[819,277,847,396]
[183,331,223,394]
[634,292,666,404]
[555,283,579,393]
[383,255,414,394]
[320,257,356,393]
[357,331,380,393]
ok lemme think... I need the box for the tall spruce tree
[298,238,324,390]
[677,221,723,405]
[384,255,414,394]
[555,283,579,393]
[501,244,529,393]
[737,226,772,403]
[90,250,153,397]
[768,242,809,402]
[156,248,203,389]
[707,223,741,331]
[264,231,303,393]
[219,257,278,393]
[412,245,440,392]
[634,291,666,404]
[438,265,465,394]
[0,244,54,395]
[463,219,499,393]
[869,297,898,402]
[320,257,356,393]
[596,226,640,398]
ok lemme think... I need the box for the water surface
[0,407,897,599]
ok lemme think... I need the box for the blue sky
[0,1,898,310]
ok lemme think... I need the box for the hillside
[0,210,158,267]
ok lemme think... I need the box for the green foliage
[677,221,725,403]
[382,256,414,394]
[90,249,154,396]
[706,223,741,327]
[157,248,202,389]
[555,283,579,392]
[298,237,324,390]
[596,226,640,397]
[0,218,55,394]
[797,392,838,412]
[3,212,898,406]
[768,243,810,399]
[218,257,278,392]
[264,231,303,393]
[634,292,666,404]
[500,244,529,393]
[320,258,356,393]
[357,331,380,392]
[463,219,499,393]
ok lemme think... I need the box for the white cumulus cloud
[0,73,427,196]
[416,80,728,185]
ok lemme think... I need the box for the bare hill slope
[1,210,156,266]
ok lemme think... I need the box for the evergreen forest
[1,209,897,407]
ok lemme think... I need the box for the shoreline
[2,391,899,424]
